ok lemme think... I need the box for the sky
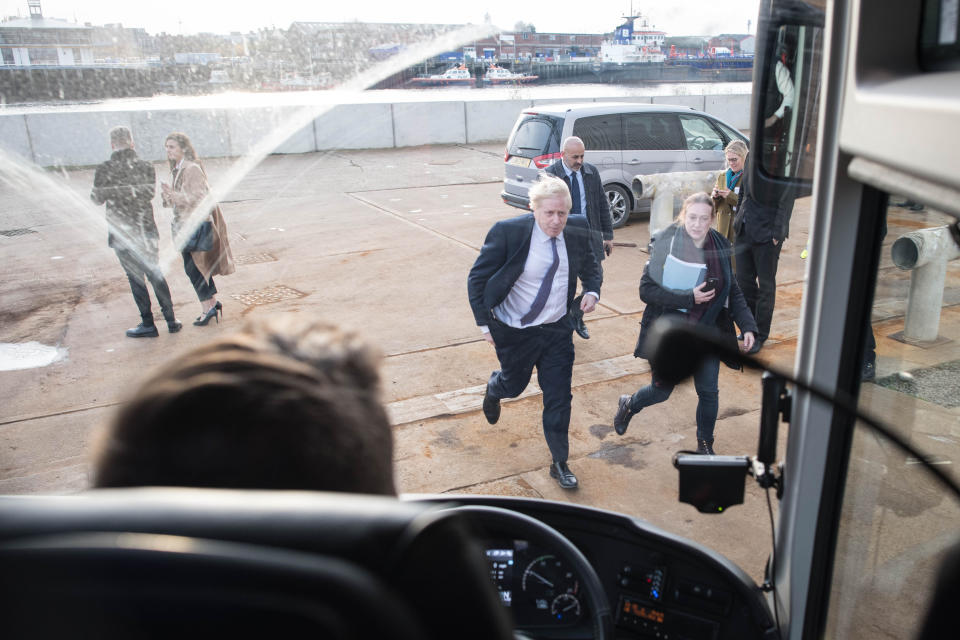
[1,1,760,37]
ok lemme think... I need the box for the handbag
[183,219,214,252]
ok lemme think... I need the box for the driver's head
[92,314,396,495]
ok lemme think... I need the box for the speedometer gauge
[520,554,582,623]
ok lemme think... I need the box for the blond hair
[529,174,572,211]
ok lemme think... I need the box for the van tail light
[532,152,561,169]
[504,148,510,162]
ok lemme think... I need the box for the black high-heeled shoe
[193,301,222,326]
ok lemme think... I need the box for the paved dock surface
[2,143,958,584]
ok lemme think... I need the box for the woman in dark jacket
[613,192,758,454]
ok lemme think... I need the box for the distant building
[708,34,755,55]
[173,52,222,65]
[0,1,94,66]
[474,30,605,61]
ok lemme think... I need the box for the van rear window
[507,116,561,158]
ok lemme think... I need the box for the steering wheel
[689,135,706,150]
[446,505,612,640]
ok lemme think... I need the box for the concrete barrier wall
[0,92,751,167]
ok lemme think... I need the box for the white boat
[483,65,538,85]
[600,13,667,64]
[407,65,474,86]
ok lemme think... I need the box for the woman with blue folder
[612,192,758,454]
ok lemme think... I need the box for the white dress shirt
[494,222,570,328]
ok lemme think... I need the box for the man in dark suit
[545,136,613,339]
[468,175,602,489]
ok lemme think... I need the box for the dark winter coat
[633,224,758,371]
[91,148,159,259]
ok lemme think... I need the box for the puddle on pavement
[0,342,67,371]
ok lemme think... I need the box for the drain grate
[0,228,37,237]
[234,252,277,266]
[231,284,306,307]
[874,360,960,408]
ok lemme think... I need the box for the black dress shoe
[613,394,634,435]
[167,320,183,333]
[126,323,159,338]
[482,382,501,424]
[549,461,578,489]
[861,361,876,382]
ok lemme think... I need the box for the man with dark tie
[545,136,613,339]
[468,175,602,489]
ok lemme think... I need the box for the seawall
[0,90,750,168]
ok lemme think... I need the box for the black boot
[696,439,715,455]
[126,322,159,338]
[613,395,634,435]
[163,310,182,333]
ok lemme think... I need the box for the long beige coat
[164,160,235,281]
[714,170,741,245]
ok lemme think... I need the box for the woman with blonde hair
[612,192,757,454]
[161,132,235,327]
[712,139,749,246]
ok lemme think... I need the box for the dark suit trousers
[115,248,175,323]
[735,239,783,342]
[487,318,575,464]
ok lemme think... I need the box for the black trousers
[182,251,217,302]
[735,239,783,342]
[115,248,174,324]
[487,318,575,464]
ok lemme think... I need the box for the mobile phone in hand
[703,277,720,292]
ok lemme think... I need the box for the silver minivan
[501,102,748,227]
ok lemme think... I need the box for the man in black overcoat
[92,126,181,337]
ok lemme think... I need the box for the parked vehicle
[500,102,747,228]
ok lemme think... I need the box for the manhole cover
[231,285,306,307]
[234,252,277,266]
[874,360,960,408]
[0,228,37,237]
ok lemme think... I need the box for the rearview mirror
[750,1,826,207]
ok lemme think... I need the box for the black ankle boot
[696,439,715,455]
[126,322,159,338]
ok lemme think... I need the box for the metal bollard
[631,171,719,235]
[890,226,960,343]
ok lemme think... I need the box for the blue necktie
[521,237,560,326]
[569,172,582,215]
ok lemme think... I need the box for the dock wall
[0,92,750,167]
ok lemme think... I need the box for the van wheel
[606,185,631,229]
